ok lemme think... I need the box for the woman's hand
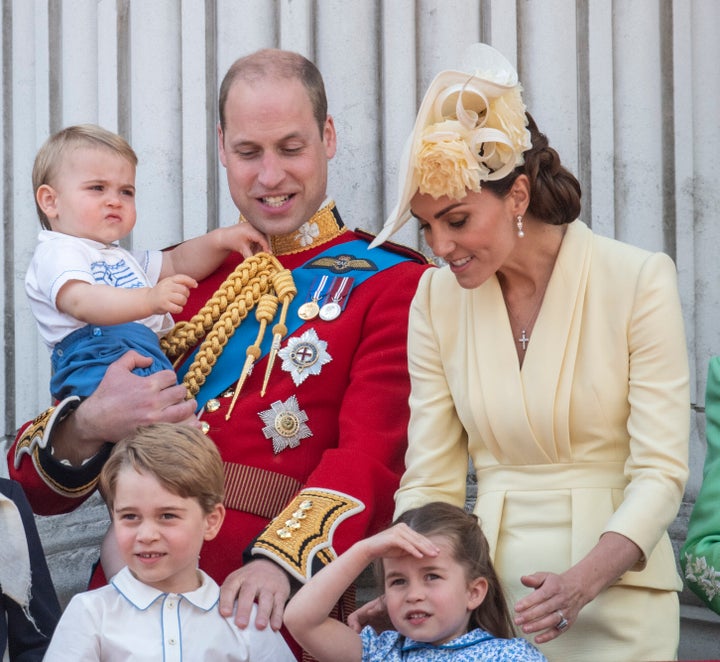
[513,532,643,644]
[513,569,588,644]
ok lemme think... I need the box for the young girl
[285,502,547,661]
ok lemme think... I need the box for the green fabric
[681,356,720,613]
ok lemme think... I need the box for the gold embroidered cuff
[252,488,364,582]
[14,397,80,469]
[13,396,102,498]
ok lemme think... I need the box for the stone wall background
[2,1,719,658]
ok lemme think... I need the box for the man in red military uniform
[8,49,428,657]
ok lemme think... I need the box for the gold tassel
[261,269,297,396]
[225,294,278,420]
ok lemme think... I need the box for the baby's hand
[218,223,271,258]
[148,274,197,314]
[360,523,440,562]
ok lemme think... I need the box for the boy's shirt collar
[38,230,121,250]
[110,565,219,611]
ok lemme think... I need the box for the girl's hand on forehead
[361,523,440,561]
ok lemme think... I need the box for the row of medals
[297,298,342,322]
[296,276,350,322]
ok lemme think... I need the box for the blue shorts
[50,322,175,400]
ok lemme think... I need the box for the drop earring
[516,215,525,238]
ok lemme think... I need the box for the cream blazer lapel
[471,221,592,464]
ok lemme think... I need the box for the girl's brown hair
[392,502,516,639]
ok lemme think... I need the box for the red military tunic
[10,201,429,589]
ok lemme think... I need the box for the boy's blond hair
[100,423,225,515]
[32,124,138,230]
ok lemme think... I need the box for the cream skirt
[490,490,679,661]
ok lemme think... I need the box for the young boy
[44,423,294,660]
[26,124,269,401]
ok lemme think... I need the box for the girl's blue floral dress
[360,627,548,661]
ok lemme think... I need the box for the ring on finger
[555,610,569,632]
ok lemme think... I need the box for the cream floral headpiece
[370,43,531,247]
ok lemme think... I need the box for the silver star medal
[258,395,313,454]
[278,328,332,386]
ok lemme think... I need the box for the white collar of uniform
[110,565,220,612]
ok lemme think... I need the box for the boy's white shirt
[44,566,295,661]
[25,231,172,349]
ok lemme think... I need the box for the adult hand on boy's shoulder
[219,558,290,632]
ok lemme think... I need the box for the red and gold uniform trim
[252,488,364,582]
[268,203,346,256]
[13,396,101,498]
[14,405,58,468]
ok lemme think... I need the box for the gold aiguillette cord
[225,268,297,417]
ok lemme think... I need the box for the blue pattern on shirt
[90,258,145,288]
[360,627,548,661]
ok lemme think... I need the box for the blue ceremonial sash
[177,240,410,411]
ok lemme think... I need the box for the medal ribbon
[308,275,330,304]
[323,276,352,310]
[298,274,331,320]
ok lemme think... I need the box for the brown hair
[390,502,516,639]
[32,124,138,230]
[483,113,581,225]
[100,423,224,515]
[218,48,328,136]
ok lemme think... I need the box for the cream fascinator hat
[370,43,532,248]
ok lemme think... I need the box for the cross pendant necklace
[505,281,549,353]
[518,328,531,350]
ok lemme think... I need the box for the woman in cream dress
[369,44,689,661]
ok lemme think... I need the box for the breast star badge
[258,395,313,454]
[278,328,332,386]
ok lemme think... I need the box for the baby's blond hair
[32,124,137,229]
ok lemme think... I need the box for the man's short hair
[218,48,328,136]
